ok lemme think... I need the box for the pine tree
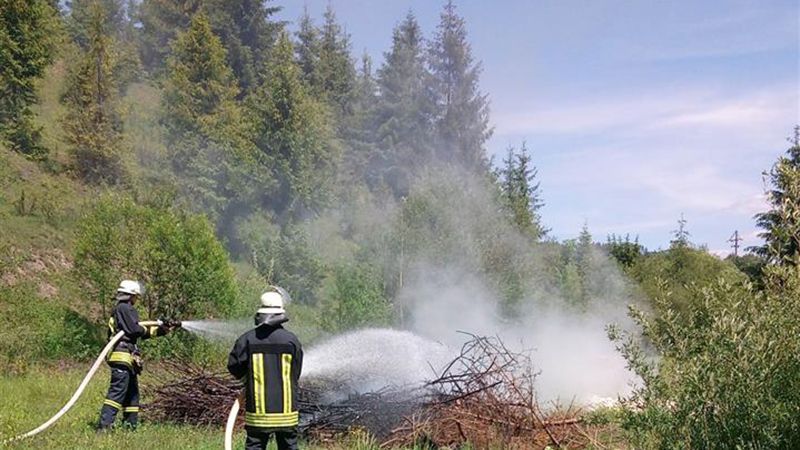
[162,12,253,218]
[498,142,546,240]
[247,32,337,216]
[372,11,435,194]
[137,0,200,71]
[139,0,279,89]
[341,53,378,181]
[295,7,320,87]
[670,214,691,249]
[62,1,124,183]
[67,0,140,95]
[0,0,59,157]
[752,126,800,265]
[576,222,593,278]
[162,12,240,139]
[606,234,644,269]
[316,5,356,115]
[204,0,281,93]
[427,0,491,171]
[65,0,125,48]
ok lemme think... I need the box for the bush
[238,214,324,306]
[73,194,238,322]
[609,266,800,449]
[629,246,746,313]
[321,264,392,333]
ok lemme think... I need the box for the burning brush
[145,334,606,449]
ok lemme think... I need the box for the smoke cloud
[300,166,642,406]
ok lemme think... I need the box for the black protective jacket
[106,299,165,369]
[228,317,303,431]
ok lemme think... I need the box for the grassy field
[0,367,271,450]
[0,367,431,450]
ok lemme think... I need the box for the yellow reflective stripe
[281,354,292,413]
[148,326,159,337]
[244,411,299,427]
[123,406,140,413]
[103,399,122,410]
[108,351,133,365]
[107,317,115,335]
[252,353,265,414]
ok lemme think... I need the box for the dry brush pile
[145,334,615,449]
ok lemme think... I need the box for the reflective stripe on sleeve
[123,406,140,413]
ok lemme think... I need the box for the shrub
[73,194,238,322]
[609,266,800,449]
[321,264,392,333]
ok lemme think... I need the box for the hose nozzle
[159,318,182,329]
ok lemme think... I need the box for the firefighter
[228,288,303,450]
[97,280,177,430]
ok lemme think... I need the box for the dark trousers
[98,366,140,429]
[245,428,298,450]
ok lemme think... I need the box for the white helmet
[117,280,142,296]
[257,290,286,315]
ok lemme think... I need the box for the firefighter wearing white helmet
[228,286,303,450]
[97,280,177,431]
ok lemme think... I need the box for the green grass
[0,368,404,450]
[0,368,238,449]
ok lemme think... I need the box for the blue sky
[277,1,799,253]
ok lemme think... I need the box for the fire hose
[1,320,164,446]
[224,399,240,450]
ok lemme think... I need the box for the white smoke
[402,257,637,405]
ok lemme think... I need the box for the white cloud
[493,84,796,138]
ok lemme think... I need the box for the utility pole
[728,230,742,256]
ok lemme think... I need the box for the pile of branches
[383,333,590,449]
[145,334,601,449]
[145,360,244,426]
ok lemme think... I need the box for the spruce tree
[65,0,125,48]
[341,53,378,181]
[295,7,320,88]
[576,222,593,279]
[162,12,252,218]
[372,11,435,194]
[427,0,491,171]
[316,5,356,115]
[162,12,240,139]
[204,0,281,93]
[498,142,546,240]
[62,1,124,183]
[247,32,337,216]
[670,214,691,249]
[137,0,199,71]
[67,0,140,95]
[139,0,279,90]
[0,0,58,157]
[752,126,800,265]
